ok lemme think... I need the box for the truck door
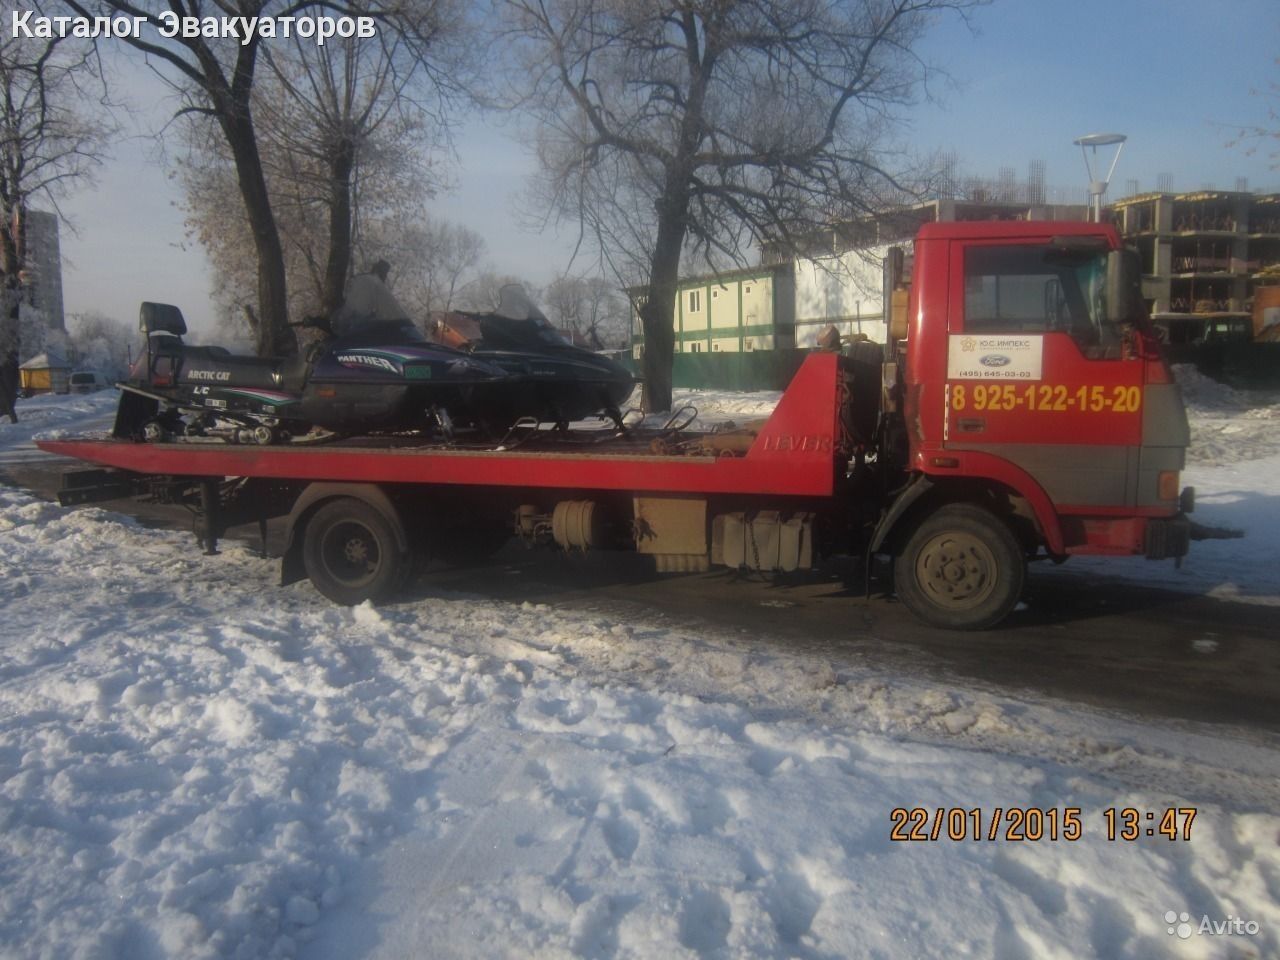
[943,238,1147,510]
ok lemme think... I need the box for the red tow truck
[38,220,1194,629]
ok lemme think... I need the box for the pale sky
[54,0,1280,338]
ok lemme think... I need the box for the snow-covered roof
[18,351,69,370]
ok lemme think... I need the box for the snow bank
[1173,365,1280,466]
[2,485,1279,959]
[0,389,118,465]
[670,387,782,424]
[617,386,782,432]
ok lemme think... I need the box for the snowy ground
[0,389,120,465]
[1,376,1279,959]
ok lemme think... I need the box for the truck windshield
[963,244,1116,353]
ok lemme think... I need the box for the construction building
[1108,191,1280,345]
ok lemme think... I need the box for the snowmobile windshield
[530,316,571,346]
[330,319,427,349]
[478,315,572,349]
[493,284,545,322]
[486,285,572,347]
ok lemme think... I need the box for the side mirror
[1105,249,1141,325]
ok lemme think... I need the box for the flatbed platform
[37,355,845,498]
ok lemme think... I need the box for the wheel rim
[914,531,998,610]
[319,520,381,588]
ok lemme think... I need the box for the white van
[68,370,109,394]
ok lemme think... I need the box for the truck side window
[963,245,1114,355]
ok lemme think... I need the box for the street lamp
[1073,133,1127,222]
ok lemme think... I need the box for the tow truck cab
[875,221,1192,623]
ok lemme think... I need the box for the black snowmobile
[115,301,515,444]
[435,286,635,428]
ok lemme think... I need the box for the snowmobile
[432,286,635,428]
[115,301,515,444]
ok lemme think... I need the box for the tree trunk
[0,222,23,422]
[219,108,296,357]
[638,18,711,414]
[640,201,687,413]
[640,104,704,413]
[0,289,19,423]
[320,138,356,317]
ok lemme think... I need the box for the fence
[622,349,811,393]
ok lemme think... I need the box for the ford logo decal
[979,354,1011,368]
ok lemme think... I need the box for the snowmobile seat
[137,304,187,391]
[140,302,187,337]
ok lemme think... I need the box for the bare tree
[1228,56,1280,171]
[177,125,265,340]
[542,273,581,330]
[453,270,541,313]
[255,19,466,315]
[501,0,978,410]
[544,274,626,348]
[67,309,134,377]
[0,11,111,420]
[65,0,463,356]
[390,218,486,316]
[64,0,295,355]
[177,53,446,336]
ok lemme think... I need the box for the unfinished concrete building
[1109,191,1280,345]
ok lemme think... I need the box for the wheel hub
[344,538,370,565]
[917,533,996,607]
[320,520,380,587]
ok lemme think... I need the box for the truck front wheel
[303,498,411,605]
[894,503,1025,630]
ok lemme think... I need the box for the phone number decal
[889,806,1197,842]
[950,383,1143,414]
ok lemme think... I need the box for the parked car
[68,370,109,394]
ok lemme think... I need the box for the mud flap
[113,386,160,439]
[1144,515,1191,560]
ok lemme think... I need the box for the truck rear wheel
[894,503,1025,630]
[303,498,411,605]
